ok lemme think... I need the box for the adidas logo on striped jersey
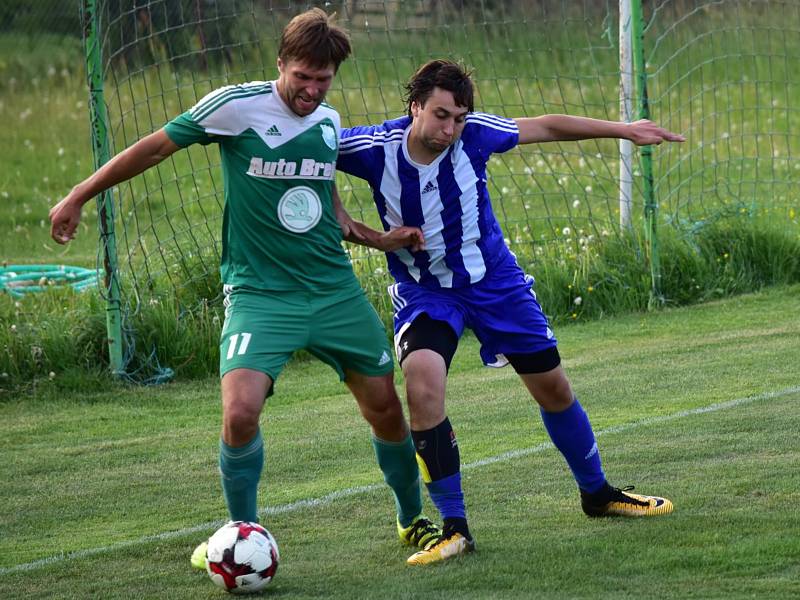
[265,124,281,136]
[421,180,438,194]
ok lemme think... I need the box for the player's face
[276,58,335,117]
[410,87,469,155]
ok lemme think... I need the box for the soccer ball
[205,521,279,594]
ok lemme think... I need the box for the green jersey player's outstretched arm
[49,129,181,244]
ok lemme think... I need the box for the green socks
[219,430,421,526]
[372,434,423,527]
[220,429,264,523]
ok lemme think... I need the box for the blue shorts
[387,258,557,367]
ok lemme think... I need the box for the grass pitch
[1,285,798,599]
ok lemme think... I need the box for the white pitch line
[1,385,797,577]
[464,385,800,470]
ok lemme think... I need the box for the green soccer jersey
[164,80,357,292]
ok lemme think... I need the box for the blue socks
[220,429,264,523]
[372,434,423,527]
[540,399,606,493]
[412,417,470,537]
[427,473,466,520]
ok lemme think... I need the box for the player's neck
[274,80,294,116]
[406,132,443,166]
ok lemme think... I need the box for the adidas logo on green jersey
[265,124,281,136]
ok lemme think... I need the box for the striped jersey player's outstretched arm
[514,115,685,146]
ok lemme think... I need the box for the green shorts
[219,285,394,385]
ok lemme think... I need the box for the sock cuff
[540,397,583,420]
[427,472,462,494]
[372,433,413,449]
[410,416,452,439]
[221,429,263,459]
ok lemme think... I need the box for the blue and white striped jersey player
[335,60,686,565]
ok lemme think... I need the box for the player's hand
[49,194,83,244]
[625,119,686,146]
[334,198,366,242]
[378,226,425,253]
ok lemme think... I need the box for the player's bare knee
[519,363,574,412]
[369,396,404,424]
[406,375,444,406]
[363,400,406,440]
[531,378,574,412]
[223,397,262,439]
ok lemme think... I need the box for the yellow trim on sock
[415,452,432,484]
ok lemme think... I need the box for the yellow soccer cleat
[397,514,442,550]
[406,529,475,566]
[190,540,208,570]
[581,485,673,517]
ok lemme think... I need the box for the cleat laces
[609,485,650,507]
[406,518,441,548]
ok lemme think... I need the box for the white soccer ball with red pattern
[205,521,279,594]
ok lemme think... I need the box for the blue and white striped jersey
[338,113,519,288]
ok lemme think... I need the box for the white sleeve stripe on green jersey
[191,81,270,112]
[191,83,272,123]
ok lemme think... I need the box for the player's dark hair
[279,8,351,71]
[404,60,474,117]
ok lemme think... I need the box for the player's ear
[276,57,284,73]
[410,101,421,119]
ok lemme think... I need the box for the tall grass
[3,217,798,394]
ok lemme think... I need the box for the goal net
[83,0,798,375]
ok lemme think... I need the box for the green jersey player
[49,8,440,568]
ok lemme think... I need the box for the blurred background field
[1,1,798,386]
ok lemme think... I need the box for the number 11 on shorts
[226,332,252,359]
